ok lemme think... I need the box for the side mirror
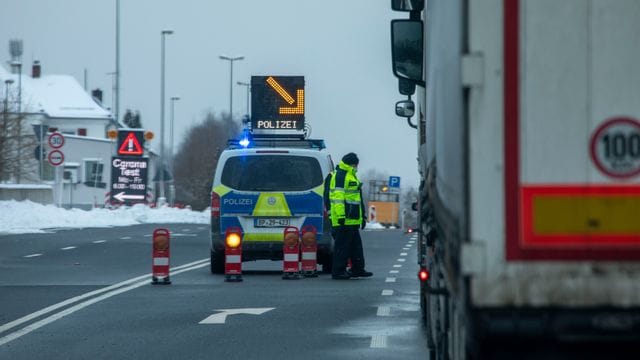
[398,78,415,96]
[411,201,418,211]
[395,100,415,118]
[391,19,424,85]
[391,0,424,12]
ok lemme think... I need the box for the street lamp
[159,28,174,205]
[219,55,244,119]
[169,96,180,207]
[237,81,250,116]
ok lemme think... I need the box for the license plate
[254,218,291,228]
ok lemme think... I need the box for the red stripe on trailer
[502,0,640,260]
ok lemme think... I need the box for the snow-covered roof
[0,65,112,120]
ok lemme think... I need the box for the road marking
[370,335,388,348]
[0,258,209,346]
[199,308,275,325]
[24,254,42,258]
[393,264,402,268]
[403,247,410,250]
[182,228,191,232]
[400,252,408,256]
[172,233,197,237]
[389,270,399,274]
[61,246,76,251]
[408,241,415,244]
[385,277,396,283]
[120,236,132,240]
[381,290,394,296]
[397,258,406,262]
[143,234,152,237]
[92,240,107,244]
[376,306,391,316]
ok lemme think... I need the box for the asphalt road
[0,225,428,360]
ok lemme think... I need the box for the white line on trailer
[61,246,76,251]
[381,290,394,296]
[377,306,391,316]
[0,258,209,346]
[385,277,396,283]
[370,335,388,348]
[23,254,42,258]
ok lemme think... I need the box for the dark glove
[361,219,366,230]
[338,218,345,226]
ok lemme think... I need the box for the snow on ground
[0,200,209,235]
[0,200,400,235]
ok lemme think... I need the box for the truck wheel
[210,250,224,274]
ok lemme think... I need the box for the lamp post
[159,29,173,205]
[236,81,250,116]
[218,55,244,119]
[169,96,180,207]
[10,61,22,183]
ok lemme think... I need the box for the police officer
[329,152,373,279]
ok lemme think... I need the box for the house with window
[1,62,157,209]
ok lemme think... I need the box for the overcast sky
[0,0,419,188]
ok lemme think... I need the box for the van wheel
[210,250,224,274]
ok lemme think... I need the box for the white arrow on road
[199,308,275,324]
[113,192,145,202]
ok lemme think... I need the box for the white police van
[210,134,334,273]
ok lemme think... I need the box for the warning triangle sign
[118,132,144,156]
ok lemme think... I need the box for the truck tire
[210,250,224,274]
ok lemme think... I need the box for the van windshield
[221,155,323,191]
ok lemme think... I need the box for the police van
[210,134,334,273]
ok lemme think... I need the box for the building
[0,62,157,209]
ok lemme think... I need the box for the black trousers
[331,226,365,275]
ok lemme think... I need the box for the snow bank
[365,222,387,230]
[0,200,209,234]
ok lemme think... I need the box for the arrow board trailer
[110,157,149,206]
[390,0,640,358]
[251,76,305,137]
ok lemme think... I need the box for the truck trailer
[390,0,640,359]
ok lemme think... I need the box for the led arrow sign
[251,75,305,131]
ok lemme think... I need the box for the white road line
[92,240,107,244]
[120,236,132,240]
[23,254,42,258]
[0,258,209,344]
[143,234,152,237]
[381,290,394,296]
[403,247,410,250]
[393,264,402,268]
[408,241,415,244]
[182,228,191,232]
[400,252,408,256]
[385,277,396,283]
[397,258,406,262]
[370,335,388,348]
[389,270,399,274]
[61,246,76,251]
[377,306,391,316]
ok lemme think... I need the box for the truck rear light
[211,192,220,218]
[418,268,429,282]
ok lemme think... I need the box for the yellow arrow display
[266,76,305,115]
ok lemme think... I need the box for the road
[0,225,428,359]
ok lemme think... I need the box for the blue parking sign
[389,176,401,188]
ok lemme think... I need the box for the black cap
[342,152,359,166]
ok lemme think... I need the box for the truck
[367,179,400,228]
[390,0,640,358]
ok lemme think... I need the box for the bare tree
[173,112,240,210]
[0,93,38,183]
[401,186,418,229]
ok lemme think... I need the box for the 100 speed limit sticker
[590,117,640,178]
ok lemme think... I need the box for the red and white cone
[300,225,318,277]
[152,228,171,285]
[224,227,243,282]
[282,226,301,280]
